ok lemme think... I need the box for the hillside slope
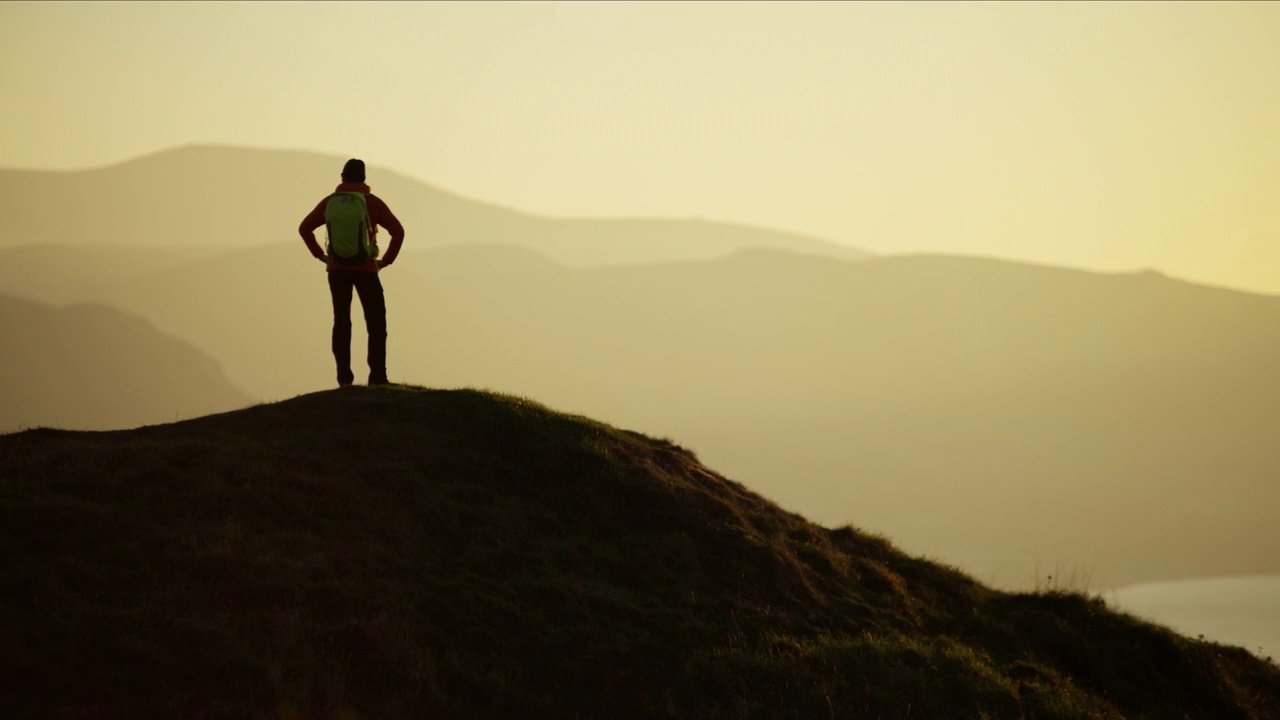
[411,247,1280,587]
[0,293,250,433]
[1,387,1276,719]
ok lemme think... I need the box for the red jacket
[299,182,405,272]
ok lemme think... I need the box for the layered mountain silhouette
[2,387,1276,719]
[0,145,869,266]
[0,243,223,306]
[408,247,1280,588]
[1,239,1277,590]
[0,293,249,433]
[3,145,1276,592]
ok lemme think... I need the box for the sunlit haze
[2,0,1278,293]
[4,0,1280,681]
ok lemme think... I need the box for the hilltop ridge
[1,386,1276,719]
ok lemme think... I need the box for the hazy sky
[3,1,1279,293]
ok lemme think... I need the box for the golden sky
[2,1,1278,293]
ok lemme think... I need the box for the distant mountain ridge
[1,241,1277,589]
[0,293,250,433]
[0,144,869,266]
[4,144,1277,592]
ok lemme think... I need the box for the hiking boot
[337,369,355,388]
[368,375,391,386]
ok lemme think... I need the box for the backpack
[324,192,377,265]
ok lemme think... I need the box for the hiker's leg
[354,271,387,383]
[328,271,356,386]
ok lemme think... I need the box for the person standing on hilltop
[298,158,405,387]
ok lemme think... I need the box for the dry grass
[0,386,1276,719]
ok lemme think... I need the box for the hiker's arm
[374,200,406,268]
[298,201,328,261]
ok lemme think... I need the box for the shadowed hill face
[408,248,1280,588]
[0,145,869,266]
[0,293,250,433]
[1,387,1276,718]
[0,244,224,306]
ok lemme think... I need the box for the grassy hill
[1,386,1276,719]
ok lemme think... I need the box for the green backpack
[324,191,377,265]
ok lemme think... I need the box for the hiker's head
[341,158,366,184]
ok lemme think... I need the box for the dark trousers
[328,270,387,384]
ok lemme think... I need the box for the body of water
[1108,575,1280,662]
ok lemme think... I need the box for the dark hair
[341,158,366,183]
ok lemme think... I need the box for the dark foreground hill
[1,387,1276,719]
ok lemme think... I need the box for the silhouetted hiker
[298,158,405,387]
